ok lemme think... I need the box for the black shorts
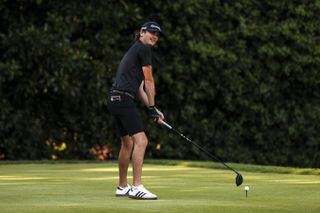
[107,92,144,137]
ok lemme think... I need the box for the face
[140,31,159,46]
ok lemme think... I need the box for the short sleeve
[138,45,152,66]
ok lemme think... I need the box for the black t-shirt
[112,41,152,97]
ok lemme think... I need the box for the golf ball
[245,186,249,191]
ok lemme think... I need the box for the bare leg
[118,135,134,187]
[131,132,148,186]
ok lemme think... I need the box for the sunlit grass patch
[0,161,319,213]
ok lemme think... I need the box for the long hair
[133,30,143,42]
[133,31,140,42]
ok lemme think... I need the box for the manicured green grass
[0,160,319,213]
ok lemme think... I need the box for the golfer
[107,21,164,200]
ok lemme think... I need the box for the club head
[236,174,243,186]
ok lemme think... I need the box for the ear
[140,30,146,36]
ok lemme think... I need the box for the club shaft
[161,121,240,175]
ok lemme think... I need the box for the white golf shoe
[128,185,158,200]
[115,184,131,196]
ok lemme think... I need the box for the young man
[107,21,164,200]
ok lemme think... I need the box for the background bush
[0,0,319,167]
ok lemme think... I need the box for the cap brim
[147,29,163,34]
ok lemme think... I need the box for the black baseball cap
[140,21,162,33]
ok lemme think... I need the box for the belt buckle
[110,95,121,102]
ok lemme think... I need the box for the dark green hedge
[1,0,319,167]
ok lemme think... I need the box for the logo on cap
[141,22,162,32]
[150,24,161,31]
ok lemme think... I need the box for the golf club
[161,120,243,187]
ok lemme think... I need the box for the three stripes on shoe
[132,190,147,198]
[117,186,146,198]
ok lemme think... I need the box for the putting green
[0,161,319,213]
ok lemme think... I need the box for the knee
[141,138,149,147]
[135,137,148,149]
[132,132,148,148]
[121,137,134,150]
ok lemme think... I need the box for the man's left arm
[137,81,149,106]
[137,77,164,123]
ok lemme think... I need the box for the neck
[139,38,147,45]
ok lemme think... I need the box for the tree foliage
[1,0,319,167]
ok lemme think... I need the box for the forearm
[137,81,150,106]
[144,80,156,106]
[142,65,156,107]
[141,67,164,122]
